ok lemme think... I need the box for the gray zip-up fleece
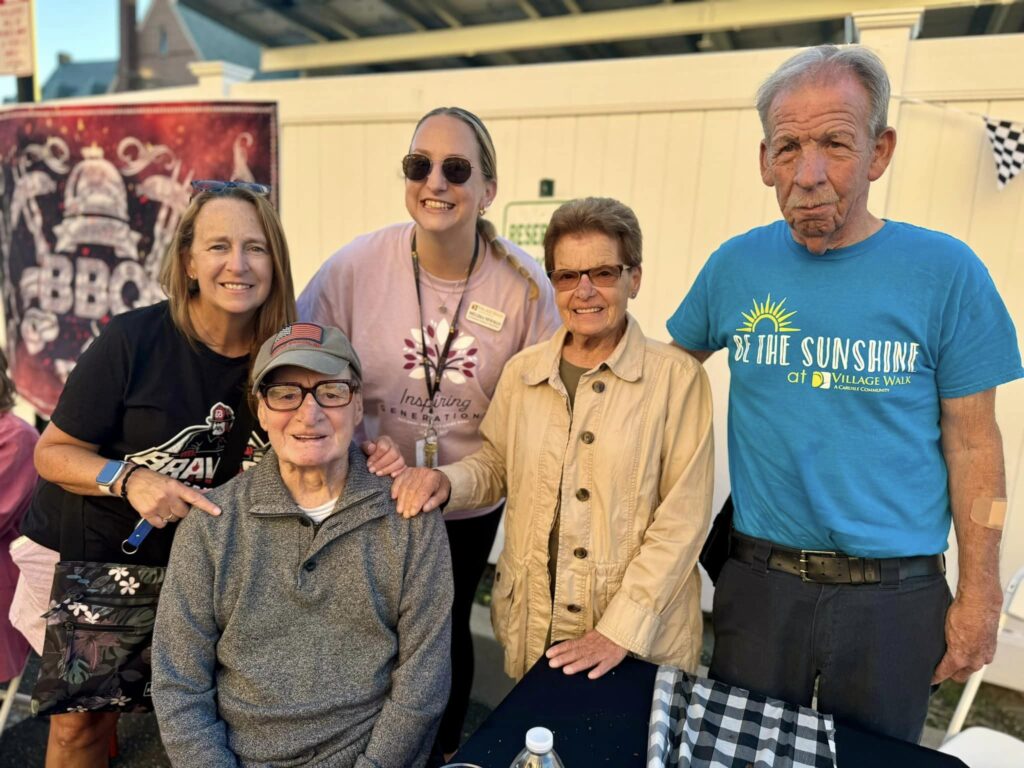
[152,444,453,768]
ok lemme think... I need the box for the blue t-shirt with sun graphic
[668,219,1022,557]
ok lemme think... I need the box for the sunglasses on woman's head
[402,154,474,185]
[190,180,272,198]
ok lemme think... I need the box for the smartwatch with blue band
[96,459,129,495]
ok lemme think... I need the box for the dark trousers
[436,504,504,754]
[709,548,951,742]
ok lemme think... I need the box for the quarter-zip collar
[247,444,391,537]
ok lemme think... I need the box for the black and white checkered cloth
[647,666,837,768]
[984,117,1024,190]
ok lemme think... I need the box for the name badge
[466,301,506,332]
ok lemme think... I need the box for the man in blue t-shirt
[668,44,1023,742]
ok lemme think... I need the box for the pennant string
[889,96,1023,190]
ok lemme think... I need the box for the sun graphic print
[403,318,479,385]
[737,294,800,333]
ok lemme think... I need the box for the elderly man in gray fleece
[152,322,453,768]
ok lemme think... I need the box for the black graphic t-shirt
[23,301,267,566]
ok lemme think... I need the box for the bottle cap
[526,726,553,753]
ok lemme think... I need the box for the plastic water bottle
[509,726,566,768]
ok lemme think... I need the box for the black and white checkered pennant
[984,117,1024,190]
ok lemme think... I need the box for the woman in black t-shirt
[21,183,404,768]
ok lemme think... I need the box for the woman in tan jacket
[394,197,714,680]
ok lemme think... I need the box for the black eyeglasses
[259,380,359,411]
[402,154,474,185]
[547,264,632,291]
[191,180,272,198]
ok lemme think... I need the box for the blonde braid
[477,217,539,301]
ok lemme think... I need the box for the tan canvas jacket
[442,315,714,679]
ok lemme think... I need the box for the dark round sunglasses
[402,153,474,185]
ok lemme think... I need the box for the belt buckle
[799,549,839,582]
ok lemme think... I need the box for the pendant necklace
[420,269,463,315]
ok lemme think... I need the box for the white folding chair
[939,727,1024,767]
[939,565,1024,765]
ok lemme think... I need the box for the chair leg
[0,673,23,734]
[945,667,986,741]
[0,653,28,735]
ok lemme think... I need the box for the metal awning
[177,0,1024,75]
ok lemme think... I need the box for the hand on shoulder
[391,468,451,519]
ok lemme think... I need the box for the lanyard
[122,518,152,555]
[411,232,480,404]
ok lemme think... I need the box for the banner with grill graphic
[0,101,277,416]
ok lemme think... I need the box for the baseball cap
[251,323,363,393]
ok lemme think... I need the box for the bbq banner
[0,101,277,416]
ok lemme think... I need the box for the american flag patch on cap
[271,323,324,355]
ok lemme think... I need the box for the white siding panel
[648,111,706,338]
[727,110,776,237]
[629,112,673,334]
[602,113,639,202]
[280,125,323,291]
[316,123,366,275]
[690,110,743,268]
[363,122,413,237]
[487,118,522,200]
[924,102,987,241]
[569,115,609,198]
[504,117,553,203]
[536,115,578,204]
[887,102,944,226]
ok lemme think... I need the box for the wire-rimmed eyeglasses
[547,264,632,292]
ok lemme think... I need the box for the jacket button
[495,571,501,583]
[575,488,590,502]
[592,381,605,393]
[580,431,594,444]
[299,517,311,527]
[304,561,317,572]
[573,547,588,559]
[567,604,583,613]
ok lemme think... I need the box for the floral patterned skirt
[32,560,164,715]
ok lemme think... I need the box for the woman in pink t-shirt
[298,106,560,757]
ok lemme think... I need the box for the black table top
[455,656,967,768]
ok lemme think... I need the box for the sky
[1,0,152,101]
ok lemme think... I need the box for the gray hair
[543,197,642,273]
[756,45,891,139]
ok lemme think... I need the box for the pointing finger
[180,487,221,516]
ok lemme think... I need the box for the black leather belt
[730,534,945,585]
